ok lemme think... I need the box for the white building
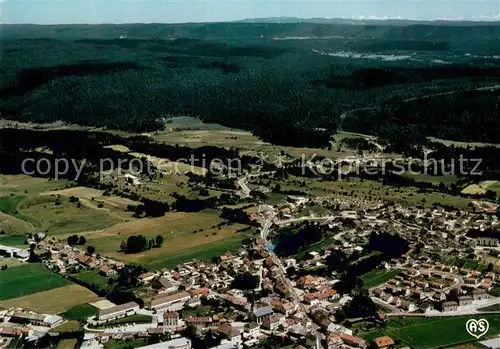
[149,291,191,310]
[97,302,140,322]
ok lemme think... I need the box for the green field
[0,234,28,247]
[362,315,500,349]
[74,270,112,289]
[60,303,99,320]
[361,269,401,288]
[0,263,70,301]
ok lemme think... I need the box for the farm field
[360,268,401,288]
[0,283,100,313]
[362,315,500,349]
[85,210,254,268]
[0,263,70,301]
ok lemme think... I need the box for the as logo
[466,319,489,339]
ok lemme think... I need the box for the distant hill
[3,21,500,41]
[237,17,500,26]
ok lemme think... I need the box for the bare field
[0,284,101,313]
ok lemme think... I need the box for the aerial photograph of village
[1,1,500,349]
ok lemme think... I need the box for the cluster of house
[43,243,124,275]
[0,309,64,343]
[372,263,494,313]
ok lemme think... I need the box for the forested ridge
[2,22,500,147]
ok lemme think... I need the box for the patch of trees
[466,227,500,239]
[171,193,219,212]
[231,271,260,291]
[318,65,500,90]
[120,234,164,254]
[367,231,409,258]
[220,207,252,225]
[343,88,500,149]
[274,222,327,257]
[338,290,377,319]
[67,235,86,246]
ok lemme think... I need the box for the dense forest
[2,22,500,147]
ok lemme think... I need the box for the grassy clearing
[0,263,70,301]
[361,268,401,288]
[0,175,126,237]
[0,283,100,313]
[362,315,500,349]
[60,303,99,320]
[74,270,112,290]
[19,195,122,236]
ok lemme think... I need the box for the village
[1,186,500,349]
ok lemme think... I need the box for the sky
[1,0,499,24]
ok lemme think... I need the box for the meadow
[85,210,254,268]
[0,175,128,237]
[362,315,500,349]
